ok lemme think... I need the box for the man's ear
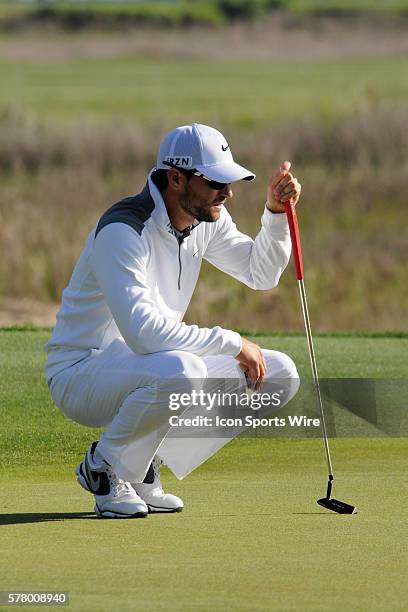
[167,168,186,192]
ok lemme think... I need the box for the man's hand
[267,161,302,213]
[235,337,267,390]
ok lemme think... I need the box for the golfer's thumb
[280,161,291,173]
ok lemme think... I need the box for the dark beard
[180,183,218,223]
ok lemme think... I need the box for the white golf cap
[157,123,255,183]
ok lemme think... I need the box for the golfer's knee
[263,350,299,380]
[261,350,299,399]
[156,351,207,397]
[173,351,208,381]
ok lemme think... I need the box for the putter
[284,200,357,515]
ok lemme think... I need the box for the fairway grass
[1,331,407,610]
[2,56,408,126]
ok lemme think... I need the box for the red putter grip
[284,201,304,281]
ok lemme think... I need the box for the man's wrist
[266,202,285,214]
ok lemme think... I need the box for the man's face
[179,175,233,222]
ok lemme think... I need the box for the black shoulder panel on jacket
[95,184,155,239]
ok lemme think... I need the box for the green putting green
[0,331,407,610]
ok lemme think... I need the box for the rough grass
[1,107,407,330]
[2,16,408,62]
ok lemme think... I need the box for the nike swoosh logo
[85,461,102,492]
[193,250,199,257]
[222,144,229,151]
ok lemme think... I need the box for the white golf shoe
[76,441,148,519]
[133,457,184,513]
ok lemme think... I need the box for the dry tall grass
[1,109,407,331]
[2,15,408,62]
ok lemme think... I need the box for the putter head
[317,497,357,514]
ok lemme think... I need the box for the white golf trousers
[49,338,300,482]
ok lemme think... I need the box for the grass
[2,56,408,125]
[0,330,407,610]
[2,439,407,611]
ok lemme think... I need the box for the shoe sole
[147,505,183,513]
[94,504,147,519]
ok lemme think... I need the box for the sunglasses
[194,172,229,191]
[162,161,229,191]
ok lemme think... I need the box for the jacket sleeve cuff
[220,329,242,357]
[262,205,290,234]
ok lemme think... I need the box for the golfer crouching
[45,123,301,518]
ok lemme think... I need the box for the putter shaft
[297,278,334,483]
